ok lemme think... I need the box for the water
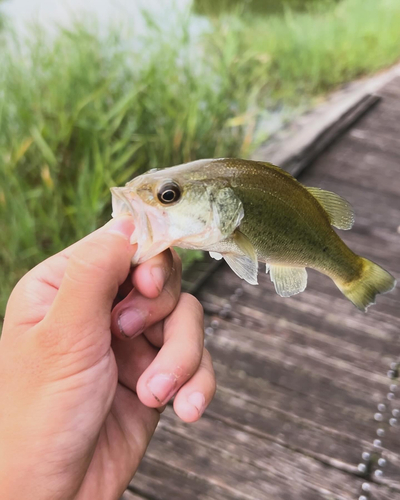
[2,0,193,33]
[2,0,332,32]
[0,0,310,139]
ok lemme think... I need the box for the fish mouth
[110,186,154,263]
[110,187,136,219]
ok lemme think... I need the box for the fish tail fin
[335,258,396,312]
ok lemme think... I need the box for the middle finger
[136,293,205,408]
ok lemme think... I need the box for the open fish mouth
[110,186,159,264]
[110,187,136,219]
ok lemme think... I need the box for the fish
[110,158,396,311]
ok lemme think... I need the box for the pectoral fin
[223,231,258,284]
[306,187,354,230]
[270,265,307,297]
[206,230,259,285]
[224,253,258,285]
[233,230,257,262]
[209,252,223,260]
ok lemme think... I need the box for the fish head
[110,160,244,264]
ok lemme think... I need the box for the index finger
[4,217,135,332]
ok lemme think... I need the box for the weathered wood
[306,151,400,200]
[131,458,240,500]
[285,94,381,177]
[125,76,400,499]
[134,408,400,499]
[376,76,400,99]
[137,409,362,500]
[253,93,380,177]
[200,274,400,356]
[208,360,400,479]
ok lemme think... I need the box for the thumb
[47,216,136,332]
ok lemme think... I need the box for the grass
[1,0,400,318]
[0,16,266,318]
[239,0,400,99]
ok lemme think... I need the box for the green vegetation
[193,0,337,16]
[0,0,6,31]
[1,0,400,317]
[239,0,400,99]
[0,18,264,317]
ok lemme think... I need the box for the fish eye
[157,182,181,204]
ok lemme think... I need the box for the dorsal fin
[306,187,355,230]
[255,161,295,180]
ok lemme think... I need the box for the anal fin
[270,265,307,297]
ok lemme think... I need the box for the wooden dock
[123,77,400,500]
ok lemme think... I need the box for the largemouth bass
[111,158,396,311]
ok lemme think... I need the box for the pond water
[1,0,316,139]
[2,0,192,33]
[2,0,332,32]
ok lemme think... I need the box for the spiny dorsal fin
[306,187,355,230]
[255,161,296,180]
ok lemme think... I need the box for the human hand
[0,216,216,500]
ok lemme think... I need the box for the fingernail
[105,217,135,240]
[147,373,177,404]
[150,266,166,294]
[118,308,146,338]
[187,392,206,417]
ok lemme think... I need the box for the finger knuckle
[68,240,111,280]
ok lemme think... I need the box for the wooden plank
[200,269,400,354]
[138,409,361,499]
[203,321,399,435]
[131,76,400,499]
[132,408,400,500]
[253,93,380,177]
[349,127,400,158]
[131,457,240,500]
[205,307,398,388]
[208,360,400,481]
[306,149,400,198]
[285,94,381,177]
[376,76,400,98]
[348,101,400,148]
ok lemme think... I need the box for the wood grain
[124,76,400,499]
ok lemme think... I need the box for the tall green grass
[1,0,400,318]
[0,18,266,317]
[239,0,400,99]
